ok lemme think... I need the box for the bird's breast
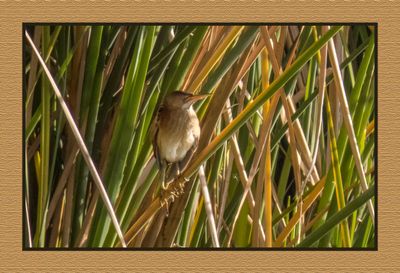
[157,107,200,163]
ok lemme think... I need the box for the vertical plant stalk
[74,26,104,234]
[252,48,270,246]
[24,197,33,247]
[216,143,234,234]
[325,95,351,247]
[63,175,75,246]
[25,31,127,248]
[264,131,272,247]
[304,26,328,183]
[24,78,37,230]
[26,26,42,124]
[327,27,375,225]
[260,48,272,247]
[34,26,50,247]
[198,165,220,247]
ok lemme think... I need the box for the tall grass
[24,24,376,248]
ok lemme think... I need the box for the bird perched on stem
[150,91,208,190]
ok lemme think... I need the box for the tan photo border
[1,0,399,271]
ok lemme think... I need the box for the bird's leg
[179,160,191,182]
[160,161,167,190]
[177,161,188,193]
[159,160,171,216]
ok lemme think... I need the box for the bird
[150,91,208,190]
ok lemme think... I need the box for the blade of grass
[73,26,105,239]
[33,26,50,247]
[325,94,351,247]
[198,165,220,247]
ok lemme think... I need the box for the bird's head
[164,91,209,110]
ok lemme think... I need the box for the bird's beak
[186,94,210,104]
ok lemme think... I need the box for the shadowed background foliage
[24,24,376,248]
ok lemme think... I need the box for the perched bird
[150,91,208,189]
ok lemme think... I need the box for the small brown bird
[150,91,208,189]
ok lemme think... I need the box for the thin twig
[216,143,234,234]
[24,197,33,247]
[198,165,220,247]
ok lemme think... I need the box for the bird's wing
[150,105,163,168]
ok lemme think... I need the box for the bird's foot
[178,181,186,194]
[159,178,188,216]
[160,189,174,217]
[161,180,172,191]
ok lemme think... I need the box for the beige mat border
[1,0,399,272]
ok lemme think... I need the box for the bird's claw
[178,182,185,194]
[160,190,174,217]
[159,178,188,216]
[161,180,171,191]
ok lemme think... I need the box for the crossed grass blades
[24,24,376,248]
